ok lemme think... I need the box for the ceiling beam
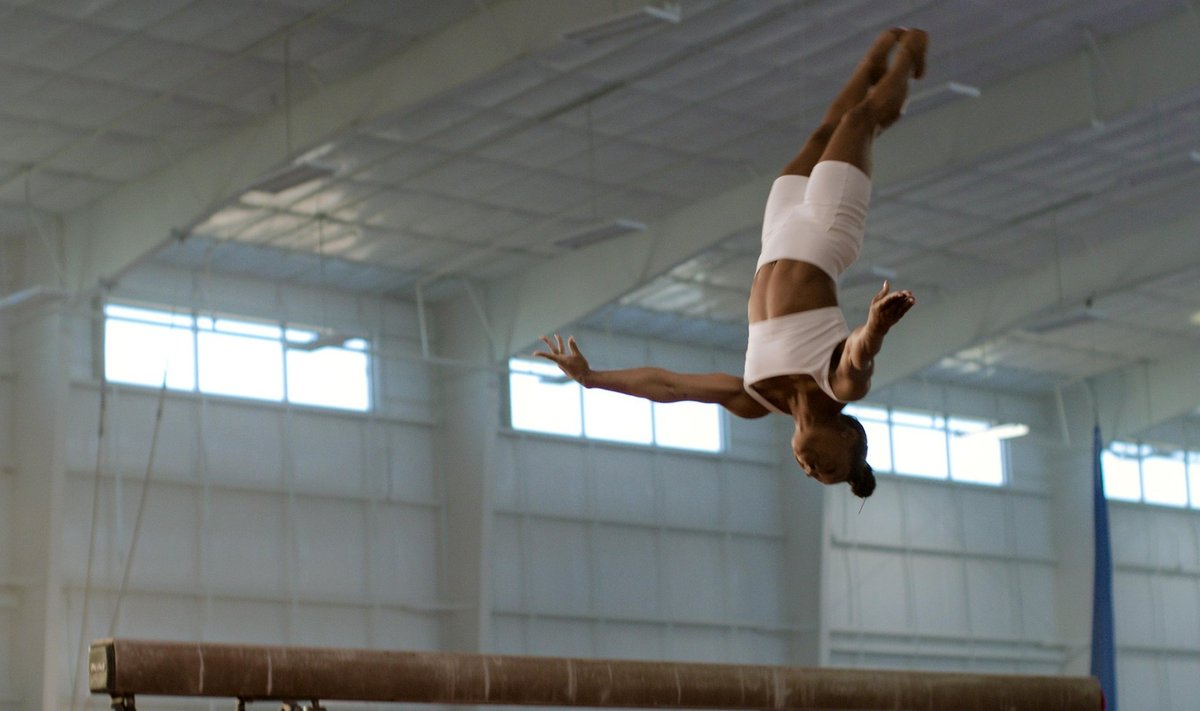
[59,0,649,293]
[870,197,1200,389]
[1089,351,1200,442]
[485,9,1200,356]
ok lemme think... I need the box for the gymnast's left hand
[867,280,915,333]
[533,334,592,385]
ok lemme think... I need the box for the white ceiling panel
[457,59,558,109]
[632,155,756,199]
[586,188,686,224]
[477,121,590,170]
[177,55,283,109]
[633,104,759,154]
[10,75,153,127]
[366,101,477,143]
[422,110,525,153]
[144,0,261,45]
[79,34,226,91]
[330,0,476,36]
[61,0,194,33]
[502,72,615,120]
[182,3,305,53]
[21,170,115,212]
[0,116,82,163]
[347,145,442,185]
[481,170,598,215]
[0,8,75,61]
[13,18,124,72]
[554,86,689,136]
[408,157,526,201]
[44,131,168,182]
[552,138,684,185]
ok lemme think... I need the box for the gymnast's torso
[744,260,849,413]
[742,162,873,412]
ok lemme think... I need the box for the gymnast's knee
[841,101,884,130]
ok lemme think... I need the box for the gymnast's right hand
[534,334,592,385]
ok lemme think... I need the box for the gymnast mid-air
[537,28,928,499]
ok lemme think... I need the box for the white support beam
[491,9,1200,356]
[60,0,648,294]
[872,205,1200,389]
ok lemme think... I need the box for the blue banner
[1091,424,1117,709]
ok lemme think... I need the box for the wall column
[433,293,500,653]
[10,229,72,711]
[1046,385,1099,676]
[778,416,825,666]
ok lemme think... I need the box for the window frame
[505,357,725,454]
[101,300,373,413]
[842,402,1008,487]
[1103,439,1200,509]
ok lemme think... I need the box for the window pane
[860,418,892,473]
[891,424,948,479]
[583,388,652,445]
[509,360,582,436]
[1102,450,1141,501]
[286,346,370,411]
[653,401,721,452]
[104,319,196,390]
[949,431,1003,485]
[197,331,284,401]
[1142,452,1187,507]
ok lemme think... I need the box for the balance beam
[90,638,1102,710]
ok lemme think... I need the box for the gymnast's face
[792,421,854,484]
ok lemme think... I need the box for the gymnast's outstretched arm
[832,280,915,401]
[534,334,768,419]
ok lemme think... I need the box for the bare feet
[898,28,928,79]
[861,28,906,83]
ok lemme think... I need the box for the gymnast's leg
[778,28,905,178]
[818,29,927,177]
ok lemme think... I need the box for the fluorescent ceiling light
[249,163,335,195]
[562,3,681,45]
[1190,309,1200,326]
[965,422,1030,440]
[556,219,647,250]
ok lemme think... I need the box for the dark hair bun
[850,464,876,498]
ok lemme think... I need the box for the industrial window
[103,303,370,412]
[842,403,1010,485]
[1103,441,1200,509]
[508,358,722,453]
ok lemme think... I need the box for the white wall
[822,381,1067,674]
[1108,419,1200,709]
[0,237,18,710]
[489,330,796,664]
[49,264,446,710]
